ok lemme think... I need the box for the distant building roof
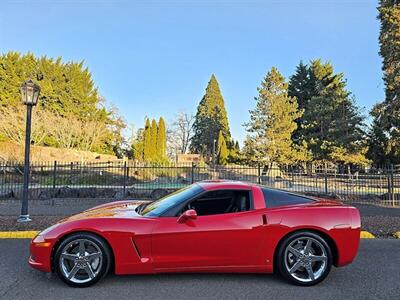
[177,154,201,163]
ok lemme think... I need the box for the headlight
[32,235,45,243]
[32,234,52,247]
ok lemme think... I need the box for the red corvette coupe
[29,181,360,287]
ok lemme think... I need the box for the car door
[151,189,266,271]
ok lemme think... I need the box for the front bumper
[28,236,53,273]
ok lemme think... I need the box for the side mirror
[177,209,197,223]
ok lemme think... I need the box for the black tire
[54,232,111,287]
[276,231,333,286]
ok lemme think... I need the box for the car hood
[60,200,149,222]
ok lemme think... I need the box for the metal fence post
[191,162,195,184]
[386,165,392,206]
[324,168,328,194]
[257,163,261,184]
[52,161,57,205]
[390,165,395,207]
[123,161,127,197]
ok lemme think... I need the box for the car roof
[197,180,253,191]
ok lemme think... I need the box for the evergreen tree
[217,131,228,165]
[288,60,365,163]
[143,118,151,161]
[235,141,240,152]
[288,61,316,142]
[0,52,102,119]
[132,128,144,161]
[379,0,400,107]
[367,105,391,166]
[225,138,240,163]
[242,136,258,164]
[245,67,306,165]
[150,119,158,161]
[288,61,315,110]
[157,117,167,161]
[191,74,231,158]
[0,51,125,154]
[370,1,400,164]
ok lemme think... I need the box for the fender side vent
[131,237,142,259]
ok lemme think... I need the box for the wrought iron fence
[0,160,399,205]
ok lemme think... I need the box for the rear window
[261,188,314,208]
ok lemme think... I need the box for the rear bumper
[335,207,361,267]
[335,228,360,267]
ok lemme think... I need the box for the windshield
[140,184,203,217]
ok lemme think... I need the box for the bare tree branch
[167,112,194,158]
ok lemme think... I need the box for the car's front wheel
[54,232,111,287]
[276,231,333,286]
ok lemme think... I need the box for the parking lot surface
[0,240,399,300]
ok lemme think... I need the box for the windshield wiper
[135,202,149,214]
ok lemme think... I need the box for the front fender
[34,217,156,275]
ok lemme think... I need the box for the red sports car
[29,181,360,287]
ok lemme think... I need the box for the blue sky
[0,0,383,144]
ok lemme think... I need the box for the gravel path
[352,203,400,238]
[0,216,62,231]
[362,216,400,238]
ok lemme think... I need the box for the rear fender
[265,206,360,269]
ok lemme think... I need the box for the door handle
[262,214,268,225]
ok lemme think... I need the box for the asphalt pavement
[0,240,399,300]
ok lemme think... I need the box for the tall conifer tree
[191,74,231,158]
[217,130,228,165]
[143,118,151,161]
[288,60,365,163]
[157,117,167,161]
[288,61,316,142]
[150,119,158,161]
[131,126,144,161]
[379,0,400,107]
[245,67,305,165]
[368,1,400,164]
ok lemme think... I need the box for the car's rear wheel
[54,232,111,287]
[276,231,332,286]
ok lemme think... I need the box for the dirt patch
[0,216,64,231]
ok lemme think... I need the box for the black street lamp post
[212,139,216,166]
[17,79,40,223]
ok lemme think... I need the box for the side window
[261,188,314,208]
[181,190,251,216]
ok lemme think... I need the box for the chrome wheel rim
[284,237,328,283]
[59,238,103,284]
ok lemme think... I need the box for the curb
[0,231,39,239]
[360,231,375,239]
